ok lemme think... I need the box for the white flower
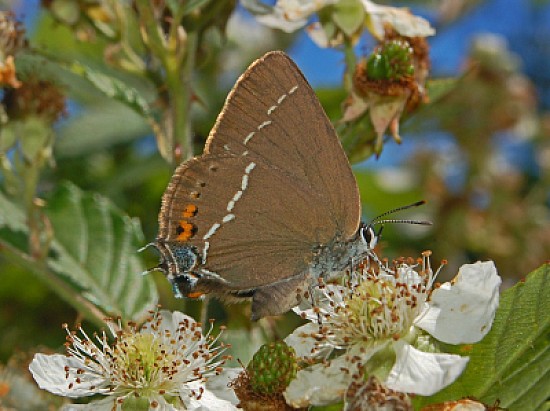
[29,310,237,411]
[254,0,337,33]
[361,0,435,40]
[284,258,501,406]
[247,0,434,47]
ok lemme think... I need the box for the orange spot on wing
[176,220,197,241]
[182,204,198,218]
[187,291,204,298]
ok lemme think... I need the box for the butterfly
[150,51,383,319]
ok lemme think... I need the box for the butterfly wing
[158,51,361,291]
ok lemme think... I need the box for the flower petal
[284,355,352,407]
[29,354,106,398]
[256,11,308,33]
[253,0,338,33]
[142,310,196,336]
[183,381,238,411]
[293,283,348,322]
[284,322,328,359]
[415,261,501,344]
[306,22,331,48]
[362,0,435,39]
[203,368,240,405]
[386,341,469,396]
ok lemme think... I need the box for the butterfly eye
[361,226,379,249]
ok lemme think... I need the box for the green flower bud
[367,40,415,81]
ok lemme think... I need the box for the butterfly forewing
[205,51,361,239]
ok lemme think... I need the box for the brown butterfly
[150,51,380,319]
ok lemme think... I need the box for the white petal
[284,323,328,359]
[361,0,435,39]
[415,261,501,344]
[284,355,352,407]
[256,13,307,32]
[254,0,337,33]
[386,341,469,396]
[204,369,240,405]
[306,22,331,48]
[277,0,336,20]
[152,310,197,336]
[183,381,238,411]
[29,354,106,398]
[293,283,347,320]
[62,397,116,411]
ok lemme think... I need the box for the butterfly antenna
[372,218,432,226]
[141,263,167,276]
[138,242,157,253]
[370,200,432,227]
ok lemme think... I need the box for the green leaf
[45,183,158,321]
[69,62,153,119]
[55,101,150,158]
[416,263,550,410]
[0,190,28,235]
[0,185,158,323]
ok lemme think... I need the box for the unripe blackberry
[367,40,414,81]
[247,341,297,395]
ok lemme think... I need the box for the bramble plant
[0,1,548,410]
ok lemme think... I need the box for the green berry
[247,341,298,395]
[367,40,415,81]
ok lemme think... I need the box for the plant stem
[165,31,197,164]
[23,161,41,256]
[343,38,357,92]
